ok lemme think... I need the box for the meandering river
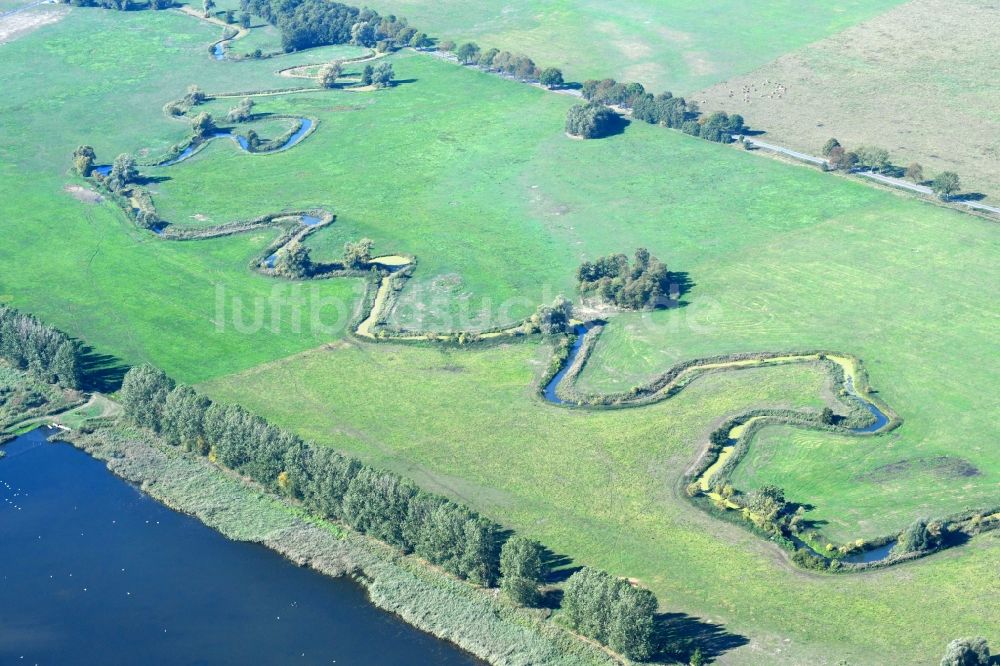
[0,429,482,665]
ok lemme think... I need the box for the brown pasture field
[694,0,1000,204]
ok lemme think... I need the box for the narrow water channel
[0,429,483,665]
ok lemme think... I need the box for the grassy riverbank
[202,341,1000,665]
[3,6,997,663]
[60,423,617,666]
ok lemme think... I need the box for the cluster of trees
[822,138,962,200]
[190,112,217,139]
[581,77,742,144]
[119,363,665,659]
[360,62,394,88]
[449,42,557,85]
[562,568,658,660]
[342,238,373,268]
[823,139,892,173]
[240,0,422,52]
[940,637,990,666]
[59,0,159,10]
[273,242,314,278]
[0,307,80,389]
[565,102,617,139]
[526,297,573,335]
[226,97,254,122]
[891,517,942,556]
[104,153,139,193]
[576,249,672,309]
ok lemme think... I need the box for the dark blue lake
[0,429,482,666]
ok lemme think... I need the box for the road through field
[423,50,999,217]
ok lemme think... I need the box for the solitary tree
[455,41,480,64]
[905,162,924,183]
[190,112,217,138]
[343,238,374,268]
[202,0,214,17]
[360,64,374,86]
[318,62,342,88]
[408,31,431,49]
[226,97,254,123]
[106,153,138,192]
[240,12,250,29]
[370,62,394,88]
[940,637,990,666]
[274,242,313,278]
[539,67,564,88]
[184,84,206,106]
[437,39,455,52]
[930,171,960,200]
[821,137,841,157]
[499,535,546,606]
[72,145,96,176]
[529,297,572,334]
[892,517,939,556]
[224,9,234,23]
[820,407,835,425]
[856,145,891,173]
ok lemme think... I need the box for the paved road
[0,0,50,18]
[741,136,1000,215]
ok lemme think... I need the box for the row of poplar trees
[0,306,80,389]
[118,364,660,659]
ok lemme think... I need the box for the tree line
[577,248,674,310]
[239,0,425,52]
[821,138,962,200]
[118,364,660,659]
[449,42,563,87]
[579,77,744,144]
[0,306,80,389]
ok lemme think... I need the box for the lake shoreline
[55,424,616,666]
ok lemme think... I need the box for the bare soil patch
[694,0,1000,203]
[64,183,102,204]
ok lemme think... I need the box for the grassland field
[0,5,997,664]
[694,0,1000,205]
[363,0,905,95]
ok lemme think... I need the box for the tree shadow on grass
[596,115,630,139]
[653,271,695,309]
[950,192,987,202]
[653,612,750,663]
[77,345,129,393]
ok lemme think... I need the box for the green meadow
[1,6,997,663]
[363,0,904,93]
